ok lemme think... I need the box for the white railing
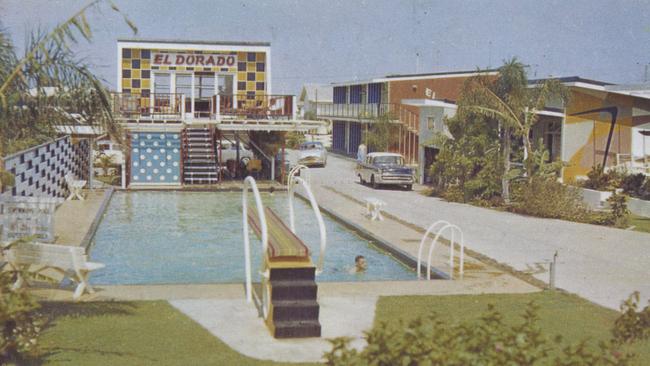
[287,166,327,274]
[417,220,465,280]
[242,176,268,303]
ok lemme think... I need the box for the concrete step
[270,280,318,301]
[273,320,321,339]
[271,300,319,322]
[269,267,316,281]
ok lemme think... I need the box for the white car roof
[367,152,404,157]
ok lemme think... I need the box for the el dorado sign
[151,53,237,67]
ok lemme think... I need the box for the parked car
[217,140,254,164]
[355,152,414,190]
[297,141,328,167]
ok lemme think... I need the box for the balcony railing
[216,94,294,119]
[112,92,295,122]
[317,102,419,133]
[112,93,185,119]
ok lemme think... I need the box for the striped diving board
[247,205,310,261]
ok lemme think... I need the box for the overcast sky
[2,0,650,94]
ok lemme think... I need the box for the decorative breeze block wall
[1,136,90,199]
[130,132,181,184]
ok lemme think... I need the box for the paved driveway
[292,152,650,310]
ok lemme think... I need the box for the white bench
[364,197,386,221]
[65,173,86,201]
[2,242,104,300]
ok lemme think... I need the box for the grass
[34,291,649,365]
[36,301,317,366]
[630,214,650,233]
[375,291,650,364]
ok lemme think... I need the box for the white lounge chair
[65,173,86,200]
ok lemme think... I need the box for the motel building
[315,71,650,184]
[114,39,321,187]
[315,70,499,184]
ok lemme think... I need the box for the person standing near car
[357,144,367,162]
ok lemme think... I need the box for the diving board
[242,173,326,338]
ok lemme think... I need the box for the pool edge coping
[80,187,114,251]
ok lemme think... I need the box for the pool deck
[25,183,540,363]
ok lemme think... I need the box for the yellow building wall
[563,90,637,183]
[120,47,267,98]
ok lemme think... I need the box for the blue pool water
[90,191,414,285]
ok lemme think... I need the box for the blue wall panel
[368,83,382,104]
[333,86,347,104]
[349,85,362,104]
[131,132,181,184]
[332,121,346,152]
[348,122,362,155]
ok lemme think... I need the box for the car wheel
[405,184,413,191]
[371,175,378,189]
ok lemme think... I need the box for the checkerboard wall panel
[121,48,266,101]
[1,136,91,199]
[130,132,181,184]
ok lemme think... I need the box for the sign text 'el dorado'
[152,53,237,67]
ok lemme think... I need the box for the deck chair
[65,173,86,200]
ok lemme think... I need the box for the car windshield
[373,156,403,165]
[300,142,323,150]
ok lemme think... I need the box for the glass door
[217,74,234,114]
[194,72,215,118]
[175,74,192,119]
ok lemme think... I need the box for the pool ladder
[417,220,465,280]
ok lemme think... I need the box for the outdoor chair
[65,173,86,201]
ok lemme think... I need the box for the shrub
[607,193,630,228]
[511,177,591,222]
[324,293,649,365]
[0,269,43,364]
[621,173,646,197]
[285,132,305,149]
[582,165,622,191]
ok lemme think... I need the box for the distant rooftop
[385,68,499,79]
[117,38,270,47]
[528,76,614,86]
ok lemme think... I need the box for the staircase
[182,127,219,184]
[266,267,321,338]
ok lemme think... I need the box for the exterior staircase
[182,127,219,184]
[266,267,321,338]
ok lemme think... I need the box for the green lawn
[37,301,317,366]
[630,214,650,233]
[35,291,649,365]
[375,291,650,364]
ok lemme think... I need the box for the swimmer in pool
[348,255,367,274]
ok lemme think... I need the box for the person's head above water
[355,255,367,272]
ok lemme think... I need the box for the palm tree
[0,0,137,191]
[462,58,568,202]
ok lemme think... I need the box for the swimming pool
[89,191,414,285]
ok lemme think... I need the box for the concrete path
[293,152,650,310]
[170,296,376,363]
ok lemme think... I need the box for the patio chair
[65,173,86,201]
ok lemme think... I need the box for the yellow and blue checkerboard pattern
[121,48,267,98]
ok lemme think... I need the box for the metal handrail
[417,220,465,280]
[287,164,309,234]
[242,176,268,303]
[288,171,327,275]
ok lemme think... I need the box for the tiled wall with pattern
[1,136,90,199]
[120,48,267,99]
[130,132,181,184]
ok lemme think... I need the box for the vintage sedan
[356,152,414,190]
[297,141,328,167]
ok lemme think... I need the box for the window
[153,73,170,94]
[193,73,215,99]
[175,74,192,98]
[217,74,234,95]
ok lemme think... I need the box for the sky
[1,0,650,95]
